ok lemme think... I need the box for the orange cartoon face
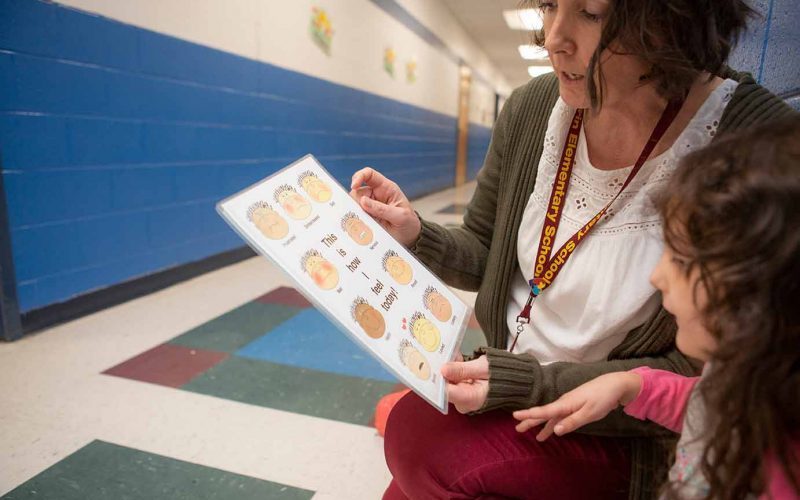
[424,289,452,323]
[353,302,385,339]
[304,254,339,290]
[250,206,289,240]
[300,174,332,203]
[399,340,431,380]
[410,314,441,352]
[276,188,312,220]
[343,214,373,246]
[384,254,413,285]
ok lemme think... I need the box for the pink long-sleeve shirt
[624,367,799,499]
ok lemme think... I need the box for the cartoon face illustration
[424,286,452,322]
[301,250,339,290]
[299,171,332,203]
[247,201,289,240]
[275,185,312,220]
[410,312,441,352]
[399,340,431,380]
[342,212,373,246]
[351,297,385,339]
[382,250,413,285]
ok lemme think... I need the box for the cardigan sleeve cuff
[474,347,539,413]
[410,214,447,259]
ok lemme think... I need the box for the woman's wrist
[406,212,423,250]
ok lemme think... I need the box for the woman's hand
[350,167,422,247]
[441,356,490,414]
[512,372,642,441]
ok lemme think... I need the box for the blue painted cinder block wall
[467,126,492,181]
[729,0,800,109]
[0,0,473,312]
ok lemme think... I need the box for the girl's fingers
[552,407,597,436]
[514,418,546,433]
[536,418,560,441]
[512,401,569,422]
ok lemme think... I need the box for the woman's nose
[543,12,575,55]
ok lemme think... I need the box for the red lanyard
[509,99,684,353]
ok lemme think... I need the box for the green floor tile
[1,440,313,500]
[170,302,303,353]
[182,356,397,426]
[460,328,487,356]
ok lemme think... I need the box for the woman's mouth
[561,71,584,82]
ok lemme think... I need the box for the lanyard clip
[516,306,532,325]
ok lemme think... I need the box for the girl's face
[541,0,649,109]
[650,246,717,361]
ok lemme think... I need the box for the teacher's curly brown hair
[529,0,756,107]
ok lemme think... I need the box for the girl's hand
[512,372,642,441]
[350,167,422,247]
[441,356,490,414]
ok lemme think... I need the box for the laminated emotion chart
[217,155,470,412]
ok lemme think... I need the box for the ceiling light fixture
[503,9,544,31]
[518,44,548,60]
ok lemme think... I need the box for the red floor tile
[103,344,228,388]
[255,286,312,308]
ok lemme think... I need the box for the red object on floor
[103,343,228,388]
[374,389,411,436]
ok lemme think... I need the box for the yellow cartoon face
[425,291,452,323]
[305,255,339,290]
[345,217,373,246]
[301,175,332,203]
[412,317,441,352]
[354,302,385,339]
[403,347,431,380]
[251,206,289,240]
[277,190,312,220]
[385,255,413,285]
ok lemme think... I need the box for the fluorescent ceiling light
[528,66,554,78]
[503,9,544,31]
[518,44,548,60]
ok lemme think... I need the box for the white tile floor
[0,181,477,499]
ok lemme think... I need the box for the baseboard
[20,246,256,335]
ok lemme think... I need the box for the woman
[351,0,796,498]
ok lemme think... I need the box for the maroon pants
[383,392,631,500]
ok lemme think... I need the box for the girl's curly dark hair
[531,0,755,107]
[658,116,800,499]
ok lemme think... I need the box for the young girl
[513,116,800,499]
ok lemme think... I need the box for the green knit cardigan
[411,70,797,499]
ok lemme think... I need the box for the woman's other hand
[512,372,642,441]
[350,167,422,247]
[441,356,490,414]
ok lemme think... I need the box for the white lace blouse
[506,79,738,363]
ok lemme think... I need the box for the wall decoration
[383,47,396,77]
[310,6,333,55]
[406,58,417,83]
